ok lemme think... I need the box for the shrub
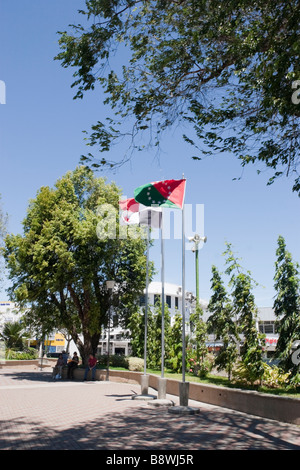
[232,362,257,386]
[187,352,214,378]
[97,354,128,368]
[128,357,144,371]
[262,363,291,388]
[5,348,38,360]
[232,361,291,388]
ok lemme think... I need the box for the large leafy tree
[3,167,148,364]
[273,235,300,377]
[56,0,300,193]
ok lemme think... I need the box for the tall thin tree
[273,235,300,378]
[207,265,239,381]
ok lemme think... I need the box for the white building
[98,282,279,357]
[98,282,208,356]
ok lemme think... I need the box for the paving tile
[0,368,299,451]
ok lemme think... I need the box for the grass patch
[105,364,300,398]
[143,368,300,398]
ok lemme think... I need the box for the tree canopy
[3,167,149,363]
[56,0,300,193]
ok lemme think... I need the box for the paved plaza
[0,367,299,452]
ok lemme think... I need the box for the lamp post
[106,280,115,381]
[188,234,207,306]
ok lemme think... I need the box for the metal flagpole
[143,225,150,376]
[182,197,186,384]
[179,175,190,408]
[157,207,168,400]
[161,208,165,379]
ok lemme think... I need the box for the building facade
[1,284,280,360]
[97,282,279,358]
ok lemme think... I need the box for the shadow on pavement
[0,370,53,383]
[0,403,299,451]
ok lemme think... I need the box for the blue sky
[0,0,299,307]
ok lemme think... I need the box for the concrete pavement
[0,367,299,451]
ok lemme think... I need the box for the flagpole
[144,225,150,376]
[179,175,189,408]
[182,191,186,384]
[161,208,165,379]
[157,207,168,401]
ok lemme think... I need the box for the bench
[52,365,105,381]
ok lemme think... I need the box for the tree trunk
[77,332,101,366]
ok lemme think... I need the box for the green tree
[224,243,265,385]
[56,1,300,193]
[166,311,183,373]
[207,265,239,380]
[189,305,209,377]
[147,299,171,370]
[127,307,145,358]
[144,308,158,369]
[0,195,7,242]
[3,167,148,365]
[273,235,300,378]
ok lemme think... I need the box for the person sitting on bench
[67,352,79,379]
[83,354,97,381]
[52,354,64,379]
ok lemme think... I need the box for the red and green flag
[134,179,186,209]
[119,198,162,228]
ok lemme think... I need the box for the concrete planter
[60,366,104,381]
[114,371,300,426]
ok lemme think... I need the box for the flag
[119,198,140,225]
[134,179,186,209]
[119,198,162,228]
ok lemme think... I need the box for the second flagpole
[180,176,189,407]
[158,207,167,399]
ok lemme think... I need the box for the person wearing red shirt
[83,354,98,381]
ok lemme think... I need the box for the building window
[166,295,171,308]
[259,321,276,334]
[175,296,179,309]
[154,294,161,305]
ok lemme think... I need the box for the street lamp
[188,234,207,305]
[106,280,115,381]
